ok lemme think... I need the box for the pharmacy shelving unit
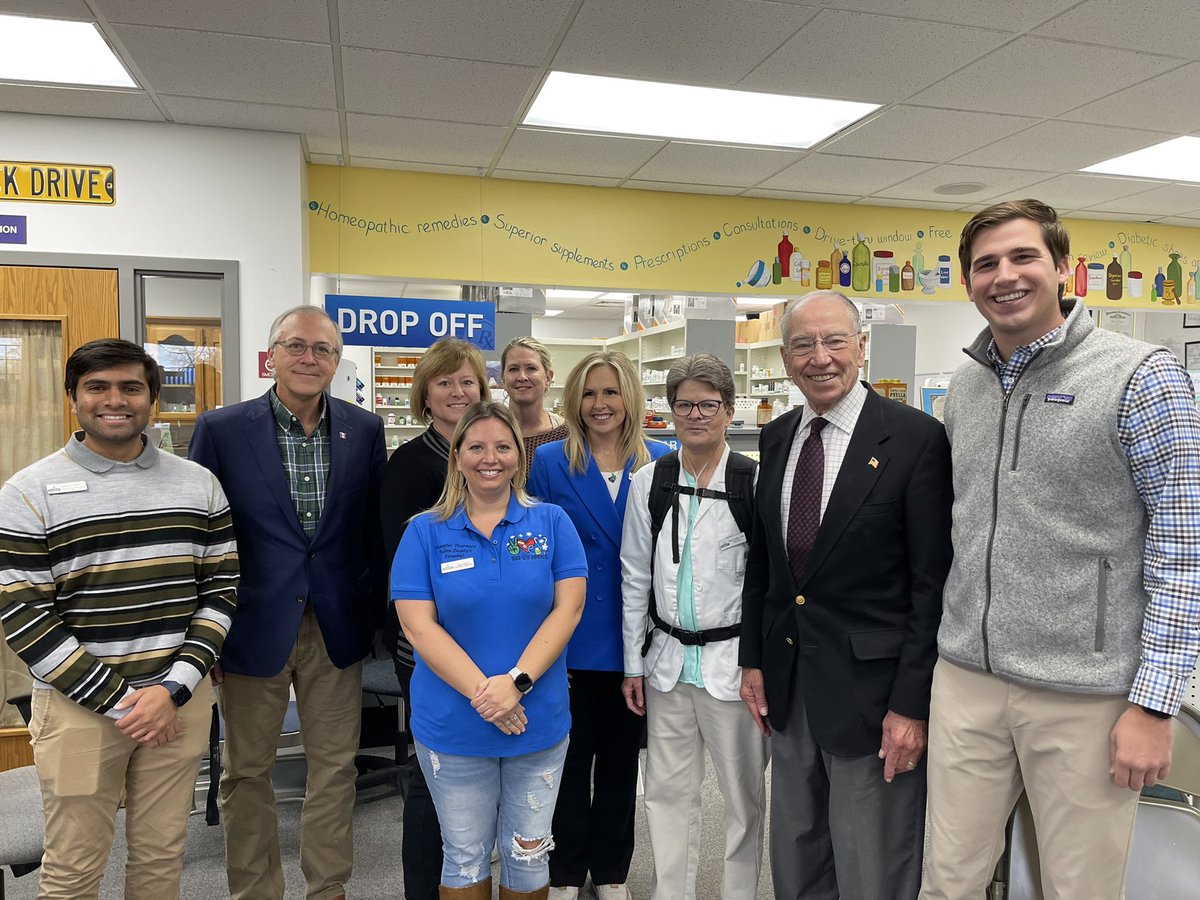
[372,346,428,452]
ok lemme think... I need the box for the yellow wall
[308,165,1200,311]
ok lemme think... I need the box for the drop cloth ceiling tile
[0,84,162,120]
[341,47,536,126]
[497,129,665,179]
[1017,174,1167,210]
[955,121,1169,172]
[553,0,819,85]
[2,1,94,18]
[1062,63,1200,133]
[339,0,576,65]
[351,159,485,177]
[908,37,1176,118]
[112,26,335,107]
[493,170,624,188]
[852,197,966,210]
[821,106,1039,163]
[623,181,745,196]
[743,10,1008,103]
[742,189,862,204]
[631,143,802,187]
[767,0,1080,31]
[1033,0,1200,60]
[346,114,507,168]
[162,96,341,153]
[1069,210,1158,222]
[1153,216,1200,227]
[1083,185,1200,217]
[875,164,1048,201]
[101,1,331,42]
[309,153,343,166]
[761,154,932,196]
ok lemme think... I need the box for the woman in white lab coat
[620,353,769,900]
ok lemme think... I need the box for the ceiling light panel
[0,15,136,88]
[1083,136,1200,183]
[524,72,878,150]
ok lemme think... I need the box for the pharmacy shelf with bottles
[372,347,427,452]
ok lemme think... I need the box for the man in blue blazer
[190,305,386,900]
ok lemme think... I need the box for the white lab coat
[621,444,755,702]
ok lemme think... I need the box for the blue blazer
[190,390,387,677]
[528,438,671,671]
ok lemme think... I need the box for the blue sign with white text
[325,294,495,350]
[0,215,27,244]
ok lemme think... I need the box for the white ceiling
[6,0,1200,318]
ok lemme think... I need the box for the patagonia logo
[1044,393,1075,405]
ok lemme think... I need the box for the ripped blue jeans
[415,737,568,890]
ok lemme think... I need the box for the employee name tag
[440,557,475,574]
[719,532,747,551]
[47,481,88,495]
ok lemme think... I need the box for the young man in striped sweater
[0,338,239,899]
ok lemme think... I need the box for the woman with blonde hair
[502,336,569,470]
[527,350,670,900]
[379,336,489,900]
[392,401,587,900]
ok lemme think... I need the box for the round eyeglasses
[273,339,340,361]
[669,399,725,418]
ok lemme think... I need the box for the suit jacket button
[795,594,805,605]
[785,637,794,645]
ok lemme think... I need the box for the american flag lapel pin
[339,431,348,440]
[868,457,879,468]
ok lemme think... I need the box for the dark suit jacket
[739,386,952,757]
[527,438,671,671]
[190,389,387,678]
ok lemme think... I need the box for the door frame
[0,250,240,404]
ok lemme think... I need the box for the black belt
[642,603,741,657]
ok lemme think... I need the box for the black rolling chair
[1,695,42,898]
[354,643,409,798]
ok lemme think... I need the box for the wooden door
[0,265,119,754]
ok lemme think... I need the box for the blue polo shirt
[391,495,587,757]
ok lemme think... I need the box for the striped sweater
[0,435,238,717]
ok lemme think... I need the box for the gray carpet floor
[4,751,776,899]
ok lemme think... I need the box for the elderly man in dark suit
[739,290,952,900]
[190,305,386,900]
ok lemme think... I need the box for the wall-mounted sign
[325,294,496,350]
[0,214,26,244]
[1,160,115,205]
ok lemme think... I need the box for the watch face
[514,673,533,693]
[171,685,192,707]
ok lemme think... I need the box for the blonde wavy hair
[429,401,534,520]
[561,350,650,475]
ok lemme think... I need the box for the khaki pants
[921,660,1139,900]
[29,679,214,900]
[219,605,363,900]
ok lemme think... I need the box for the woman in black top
[379,336,489,900]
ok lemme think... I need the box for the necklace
[607,471,618,483]
[592,444,625,476]
[681,443,722,485]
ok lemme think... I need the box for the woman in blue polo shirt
[527,350,669,900]
[392,401,587,900]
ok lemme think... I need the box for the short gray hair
[268,305,344,355]
[666,352,735,407]
[780,290,861,345]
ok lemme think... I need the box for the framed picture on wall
[1186,342,1200,371]
[921,386,948,422]
[1184,313,1200,328]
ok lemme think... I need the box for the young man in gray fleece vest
[920,199,1200,899]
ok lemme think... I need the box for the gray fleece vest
[939,302,1158,695]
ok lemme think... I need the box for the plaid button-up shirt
[270,388,330,539]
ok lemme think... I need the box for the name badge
[719,532,747,551]
[47,481,88,494]
[440,557,475,574]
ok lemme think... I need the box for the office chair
[354,645,409,798]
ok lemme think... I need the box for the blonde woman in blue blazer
[527,350,669,900]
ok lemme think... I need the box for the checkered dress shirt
[270,388,331,539]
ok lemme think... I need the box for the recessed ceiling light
[0,14,136,88]
[934,182,987,196]
[545,289,601,300]
[524,72,878,150]
[543,308,565,317]
[1083,136,1200,182]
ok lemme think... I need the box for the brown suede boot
[439,876,492,899]
[499,885,549,900]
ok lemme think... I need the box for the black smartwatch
[1139,704,1171,720]
[508,667,534,695]
[160,680,192,708]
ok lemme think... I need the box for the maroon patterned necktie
[786,417,827,584]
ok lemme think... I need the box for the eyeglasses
[670,399,725,418]
[273,339,340,361]
[785,332,860,358]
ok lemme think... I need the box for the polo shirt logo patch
[507,531,549,558]
[1044,393,1075,405]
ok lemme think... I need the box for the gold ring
[906,760,917,769]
